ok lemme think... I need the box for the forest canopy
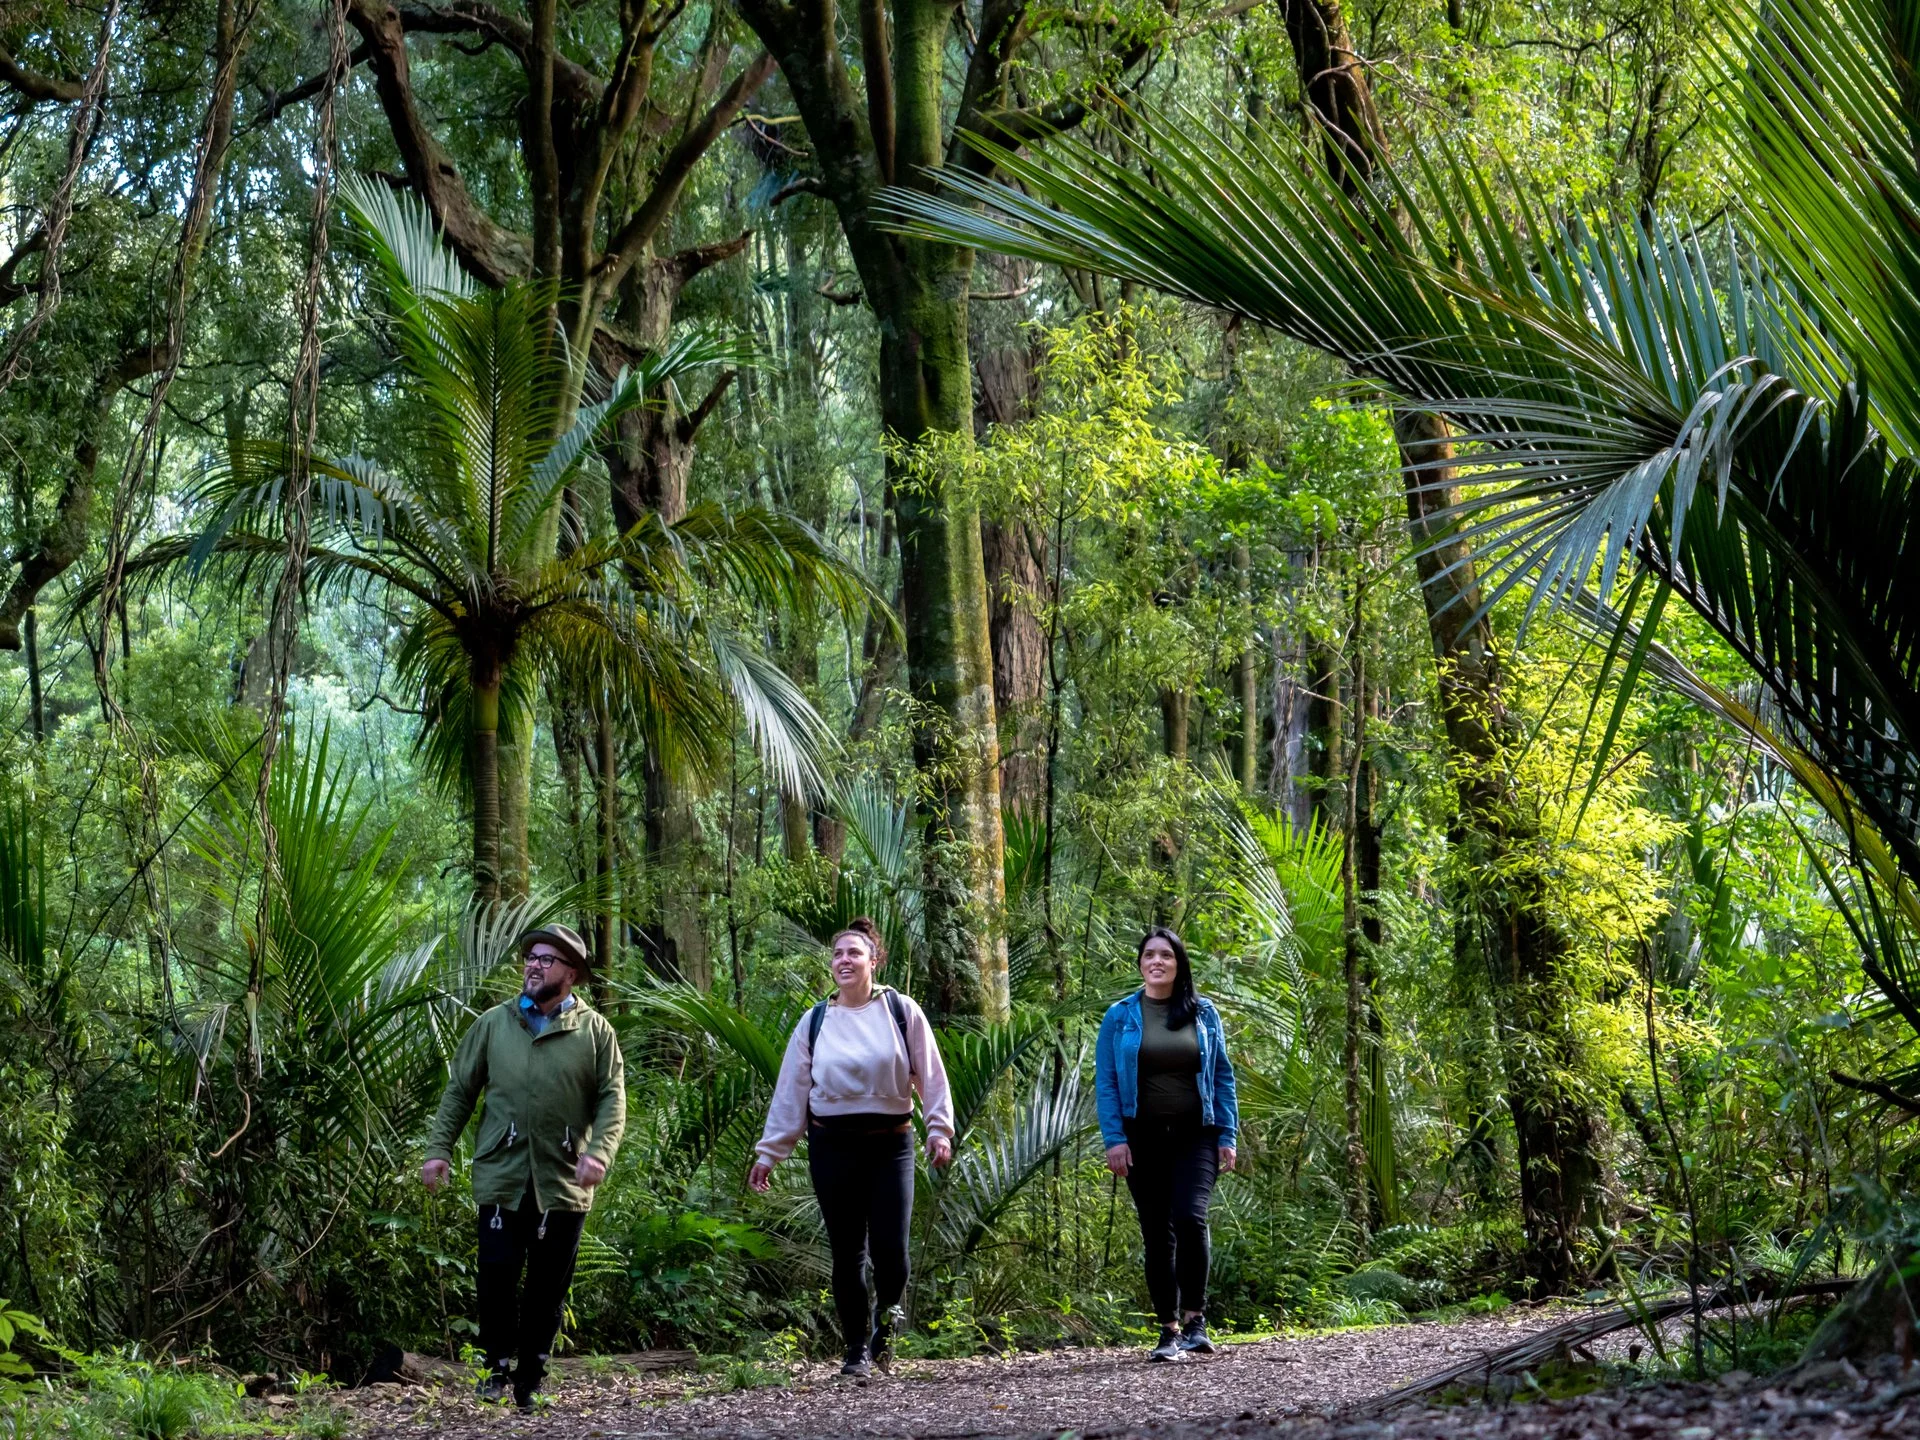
[2,0,1916,1387]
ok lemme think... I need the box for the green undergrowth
[0,1349,352,1440]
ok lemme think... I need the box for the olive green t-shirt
[1137,995,1203,1123]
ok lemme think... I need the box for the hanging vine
[0,0,122,399]
[245,0,352,1075]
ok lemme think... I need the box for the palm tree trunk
[498,717,531,900]
[472,676,503,904]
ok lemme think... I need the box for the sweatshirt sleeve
[755,1015,814,1164]
[905,998,955,1145]
[586,1016,627,1167]
[424,1009,491,1162]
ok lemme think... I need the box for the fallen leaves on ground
[329,1313,1552,1438]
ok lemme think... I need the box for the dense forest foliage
[2,0,1916,1391]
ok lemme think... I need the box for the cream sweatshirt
[755,990,955,1164]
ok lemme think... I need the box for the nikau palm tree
[103,181,872,901]
[882,0,1919,1028]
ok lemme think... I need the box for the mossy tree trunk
[1279,0,1604,1292]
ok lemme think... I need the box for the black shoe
[1179,1316,1215,1354]
[513,1380,540,1412]
[476,1365,512,1403]
[870,1311,897,1373]
[840,1344,872,1378]
[1147,1325,1184,1362]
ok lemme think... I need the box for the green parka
[424,997,626,1212]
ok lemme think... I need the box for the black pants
[807,1122,914,1351]
[476,1186,588,1386]
[1123,1118,1220,1325]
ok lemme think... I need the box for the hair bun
[833,916,888,969]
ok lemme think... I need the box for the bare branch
[770,175,827,207]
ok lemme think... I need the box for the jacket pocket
[475,1111,518,1159]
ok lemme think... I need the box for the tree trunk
[981,517,1049,812]
[1269,605,1316,830]
[1236,541,1260,795]
[973,271,1049,816]
[1278,0,1602,1293]
[1340,600,1370,1246]
[25,607,45,740]
[887,281,1010,1016]
[598,252,742,989]
[471,675,503,904]
[735,0,1010,1020]
[595,692,618,977]
[498,717,531,899]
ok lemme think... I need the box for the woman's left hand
[928,1136,954,1169]
[1218,1145,1237,1173]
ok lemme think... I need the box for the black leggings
[1123,1118,1220,1325]
[475,1185,588,1385]
[808,1122,914,1350]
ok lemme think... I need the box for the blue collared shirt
[519,992,576,1037]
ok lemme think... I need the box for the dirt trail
[342,1314,1555,1439]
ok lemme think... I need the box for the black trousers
[475,1185,587,1385]
[1123,1117,1220,1325]
[807,1123,914,1351]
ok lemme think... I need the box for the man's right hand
[747,1160,773,1193]
[1104,1143,1132,1177]
[421,1158,452,1191]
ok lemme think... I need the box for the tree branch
[393,0,601,107]
[0,227,49,305]
[242,42,373,133]
[664,230,755,286]
[0,44,85,104]
[1830,1069,1920,1117]
[770,175,828,207]
[859,0,895,184]
[346,0,531,286]
[675,369,737,443]
[0,344,166,650]
[596,53,774,290]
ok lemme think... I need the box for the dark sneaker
[512,1381,541,1412]
[1179,1316,1215,1354]
[476,1366,512,1403]
[840,1344,872,1378]
[870,1315,895,1373]
[1147,1326,1184,1362]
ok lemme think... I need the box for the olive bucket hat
[518,922,591,979]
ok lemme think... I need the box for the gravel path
[339,1314,1557,1439]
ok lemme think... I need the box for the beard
[524,973,569,1008]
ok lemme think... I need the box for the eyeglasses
[523,950,569,969]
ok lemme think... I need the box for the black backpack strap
[882,987,913,1077]
[806,998,831,1053]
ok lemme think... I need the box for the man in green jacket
[422,923,625,1409]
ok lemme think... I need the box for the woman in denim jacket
[1095,926,1239,1362]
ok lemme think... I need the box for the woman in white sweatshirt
[749,917,954,1376]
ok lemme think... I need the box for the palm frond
[928,1058,1092,1260]
[879,105,1920,893]
[339,173,478,304]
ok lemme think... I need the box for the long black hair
[1137,926,1198,1029]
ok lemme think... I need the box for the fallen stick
[1342,1279,1856,1417]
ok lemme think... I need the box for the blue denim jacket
[1094,990,1238,1148]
